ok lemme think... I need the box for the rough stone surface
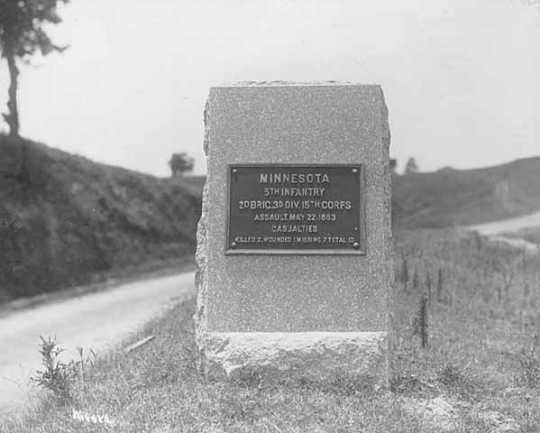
[478,411,520,433]
[194,179,209,368]
[195,82,392,384]
[204,331,387,386]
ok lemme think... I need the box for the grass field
[2,229,540,432]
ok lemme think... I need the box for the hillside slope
[0,135,201,302]
[393,157,540,228]
[181,158,540,230]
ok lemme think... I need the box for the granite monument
[195,82,392,387]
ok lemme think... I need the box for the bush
[31,336,95,404]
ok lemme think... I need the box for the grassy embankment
[0,135,201,304]
[179,157,540,229]
[2,132,539,306]
[3,229,540,432]
[393,157,540,228]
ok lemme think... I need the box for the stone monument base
[200,331,389,389]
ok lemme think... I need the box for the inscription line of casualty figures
[233,235,357,245]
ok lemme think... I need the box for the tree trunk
[3,49,20,137]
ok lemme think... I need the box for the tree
[404,157,419,174]
[169,152,194,177]
[0,0,68,137]
[389,158,397,174]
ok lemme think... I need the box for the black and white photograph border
[1,1,540,432]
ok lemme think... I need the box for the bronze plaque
[226,164,365,254]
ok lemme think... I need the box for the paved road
[468,210,540,252]
[0,271,195,414]
[468,211,540,235]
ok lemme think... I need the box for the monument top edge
[211,81,382,89]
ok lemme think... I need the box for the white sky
[0,0,539,176]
